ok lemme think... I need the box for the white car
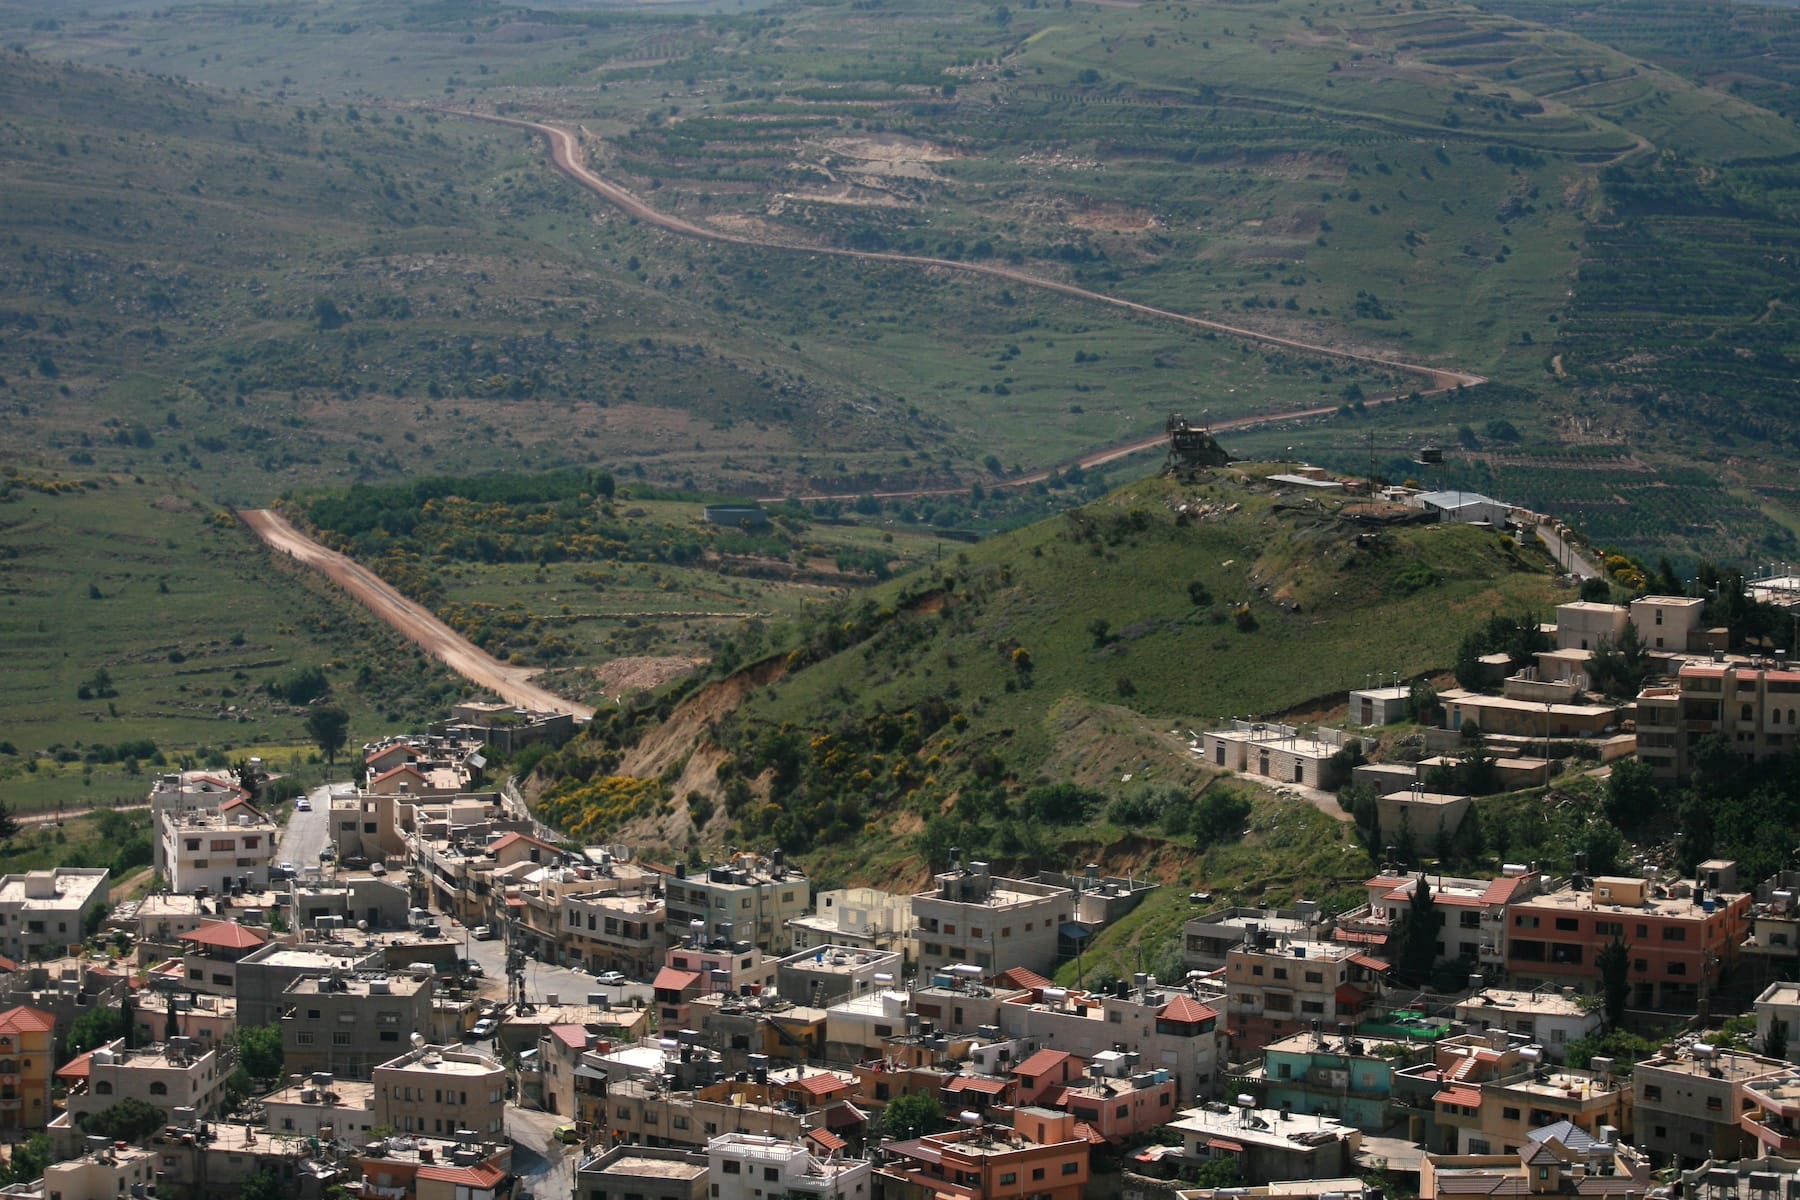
[295,798,311,812]
[595,971,627,987]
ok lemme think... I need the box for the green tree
[1192,788,1252,847]
[305,705,350,765]
[243,1172,286,1200]
[1605,758,1661,828]
[1765,1020,1789,1063]
[1590,623,1650,698]
[1597,934,1632,1029]
[68,1004,124,1054]
[0,1135,53,1186]
[78,1097,166,1142]
[883,1091,945,1140]
[234,1024,285,1081]
[0,799,17,844]
[1394,873,1440,985]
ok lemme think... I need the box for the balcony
[1742,1112,1800,1155]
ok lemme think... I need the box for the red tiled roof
[57,1050,94,1080]
[1434,1085,1483,1108]
[1158,995,1219,1023]
[0,956,20,973]
[1348,952,1391,972]
[370,764,427,786]
[945,1075,1009,1094]
[0,1006,54,1035]
[219,796,266,817]
[789,1073,852,1097]
[547,1025,589,1051]
[653,966,702,992]
[180,920,271,950]
[1072,1121,1107,1145]
[1207,1137,1245,1153]
[1335,984,1374,1007]
[365,745,421,764]
[486,831,561,856]
[417,1162,507,1189]
[995,967,1055,991]
[1014,1048,1072,1077]
[1480,874,1534,906]
[806,1129,847,1154]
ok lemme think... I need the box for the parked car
[343,855,369,870]
[553,1125,582,1145]
[470,1017,499,1039]
[369,863,387,876]
[458,958,485,977]
[594,971,627,987]
[295,798,311,812]
[472,925,497,941]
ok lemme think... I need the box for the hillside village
[5,563,1800,1200]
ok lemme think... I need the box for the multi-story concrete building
[1505,866,1750,1012]
[576,1145,709,1200]
[1256,1027,1422,1130]
[1185,903,1329,973]
[175,918,272,997]
[1223,937,1385,1052]
[877,1107,1089,1200]
[1167,1102,1361,1186]
[1634,1044,1787,1166]
[159,798,277,895]
[665,853,809,955]
[775,944,902,1009]
[1452,986,1601,1059]
[1756,981,1800,1064]
[281,972,434,1078]
[55,1036,227,1140]
[654,938,774,1029]
[1397,1033,1631,1156]
[996,975,1225,1101]
[0,870,110,960]
[0,1005,54,1133]
[148,772,248,877]
[36,1141,158,1200]
[1337,870,1545,976]
[262,1075,378,1140]
[131,991,237,1051]
[912,864,1073,979]
[1638,657,1800,781]
[709,1134,870,1200]
[560,890,666,978]
[1738,1062,1800,1159]
[1629,595,1708,653]
[372,1044,506,1138]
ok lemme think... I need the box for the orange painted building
[0,1006,54,1133]
[877,1106,1091,1200]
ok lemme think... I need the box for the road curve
[442,109,1485,392]
[238,508,595,720]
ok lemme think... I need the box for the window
[1667,962,1687,976]
[1273,967,1288,981]
[764,1168,779,1182]
[150,1082,168,1096]
[723,1163,741,1176]
[1662,927,1687,942]
[1554,917,1579,931]
[297,1033,315,1046]
[1502,1107,1520,1120]
[1706,1095,1722,1111]
[1032,1169,1046,1182]
[1000,1175,1017,1186]
[1305,971,1323,984]
[1062,1162,1080,1176]
[1643,1085,1662,1101]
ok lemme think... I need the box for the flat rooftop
[1515,885,1740,918]
[1639,1050,1787,1084]
[1457,989,1588,1018]
[264,1078,377,1108]
[590,1155,707,1181]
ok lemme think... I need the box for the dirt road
[238,509,595,720]
[445,109,1484,393]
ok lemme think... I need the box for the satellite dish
[410,1032,425,1050]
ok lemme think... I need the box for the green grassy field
[0,474,466,810]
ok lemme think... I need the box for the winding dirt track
[238,508,596,720]
[449,109,1484,393]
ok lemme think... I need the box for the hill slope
[527,465,1564,888]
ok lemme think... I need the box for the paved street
[274,781,345,871]
[506,1105,579,1200]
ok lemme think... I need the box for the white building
[0,869,110,959]
[1453,987,1602,1060]
[1755,982,1800,1065]
[707,1134,871,1200]
[787,888,914,960]
[158,797,277,895]
[58,1036,227,1129]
